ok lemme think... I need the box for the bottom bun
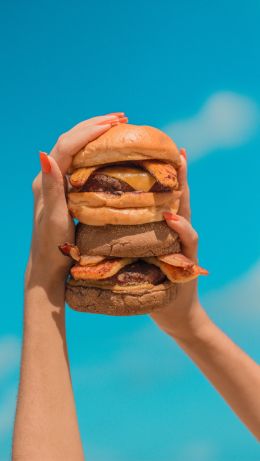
[65,281,177,316]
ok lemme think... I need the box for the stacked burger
[59,124,207,315]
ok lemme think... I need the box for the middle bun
[68,201,180,226]
[76,221,181,257]
[68,190,181,209]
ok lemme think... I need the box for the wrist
[165,301,212,343]
[25,252,69,286]
[24,259,68,307]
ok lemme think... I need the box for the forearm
[12,274,84,461]
[171,304,260,440]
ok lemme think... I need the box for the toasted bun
[71,124,181,169]
[75,221,181,257]
[68,190,181,209]
[68,200,180,226]
[65,280,177,316]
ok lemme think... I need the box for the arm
[15,272,84,461]
[12,113,127,460]
[151,148,260,440]
[173,305,260,440]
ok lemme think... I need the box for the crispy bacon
[58,243,80,261]
[139,160,178,190]
[157,261,208,283]
[59,243,106,266]
[70,258,136,280]
[144,255,208,283]
[158,253,195,269]
[79,255,106,266]
[70,166,97,188]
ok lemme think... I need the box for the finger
[50,123,113,175]
[163,212,198,262]
[178,149,191,222]
[50,115,128,175]
[40,152,68,215]
[68,113,126,130]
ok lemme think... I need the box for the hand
[150,149,209,340]
[25,113,128,287]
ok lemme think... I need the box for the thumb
[40,151,67,214]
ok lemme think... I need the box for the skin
[12,113,127,461]
[151,150,260,440]
[12,118,260,460]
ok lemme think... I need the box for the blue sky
[0,1,260,459]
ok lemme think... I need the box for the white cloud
[175,439,217,461]
[0,336,20,380]
[203,260,260,321]
[164,91,259,160]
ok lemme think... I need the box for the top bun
[71,124,181,169]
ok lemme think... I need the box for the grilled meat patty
[81,171,170,193]
[108,261,166,286]
[81,173,135,193]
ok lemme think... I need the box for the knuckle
[56,133,67,154]
[32,176,41,194]
[48,215,60,227]
[191,230,199,246]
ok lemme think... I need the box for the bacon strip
[70,257,136,280]
[139,160,178,190]
[144,255,208,283]
[59,243,106,266]
[158,253,195,269]
[157,261,208,283]
[58,243,80,261]
[79,255,106,266]
[69,166,97,188]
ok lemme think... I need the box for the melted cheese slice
[70,257,136,280]
[98,166,156,192]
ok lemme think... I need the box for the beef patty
[81,173,134,193]
[108,261,166,286]
[80,171,170,193]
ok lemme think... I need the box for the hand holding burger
[26,113,127,286]
[150,148,208,339]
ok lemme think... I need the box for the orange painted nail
[163,212,179,221]
[119,116,128,123]
[39,151,51,173]
[180,147,187,160]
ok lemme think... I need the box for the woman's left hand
[26,113,127,286]
[150,149,208,340]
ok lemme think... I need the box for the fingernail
[163,212,179,221]
[98,116,128,126]
[39,151,51,173]
[180,147,187,160]
[106,112,125,116]
[118,116,128,124]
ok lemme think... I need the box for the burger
[59,124,208,315]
